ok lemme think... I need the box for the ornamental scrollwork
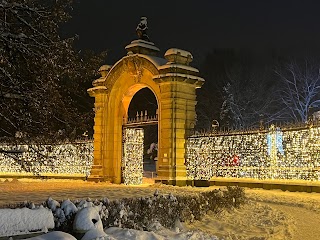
[123,56,143,83]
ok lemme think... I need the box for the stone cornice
[153,73,205,87]
[87,86,108,97]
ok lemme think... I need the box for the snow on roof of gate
[139,54,167,68]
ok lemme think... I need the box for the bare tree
[275,59,320,123]
[196,49,236,130]
[220,65,276,129]
[196,48,278,130]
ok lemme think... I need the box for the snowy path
[187,188,320,239]
[186,201,294,239]
[246,189,320,240]
[187,200,320,240]
[267,203,320,240]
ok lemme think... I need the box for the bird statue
[136,16,150,42]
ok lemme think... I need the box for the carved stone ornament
[123,56,143,82]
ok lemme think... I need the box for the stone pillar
[153,49,204,185]
[87,65,111,182]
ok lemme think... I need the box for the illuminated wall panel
[186,126,320,181]
[122,128,144,185]
[0,141,93,176]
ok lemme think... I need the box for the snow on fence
[0,141,93,177]
[186,125,320,181]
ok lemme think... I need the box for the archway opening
[127,87,158,178]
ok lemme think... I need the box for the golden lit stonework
[88,39,204,185]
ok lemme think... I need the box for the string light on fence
[0,141,93,176]
[186,125,320,181]
[122,128,144,185]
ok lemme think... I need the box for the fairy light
[2,125,320,183]
[122,128,144,185]
[0,141,93,176]
[186,126,320,181]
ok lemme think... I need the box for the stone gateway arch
[88,39,204,185]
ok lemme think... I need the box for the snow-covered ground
[21,227,217,240]
[187,188,320,240]
[0,178,320,239]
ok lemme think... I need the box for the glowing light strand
[186,126,320,181]
[0,141,93,176]
[122,128,144,185]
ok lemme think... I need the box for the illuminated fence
[186,125,320,181]
[0,141,93,177]
[122,128,144,185]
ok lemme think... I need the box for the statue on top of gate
[136,16,150,42]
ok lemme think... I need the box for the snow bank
[61,199,78,216]
[73,207,103,233]
[24,231,76,240]
[40,188,245,235]
[47,197,60,212]
[0,187,245,239]
[105,227,218,240]
[0,207,54,236]
[105,227,163,240]
[81,228,109,240]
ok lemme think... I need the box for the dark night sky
[65,0,320,67]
